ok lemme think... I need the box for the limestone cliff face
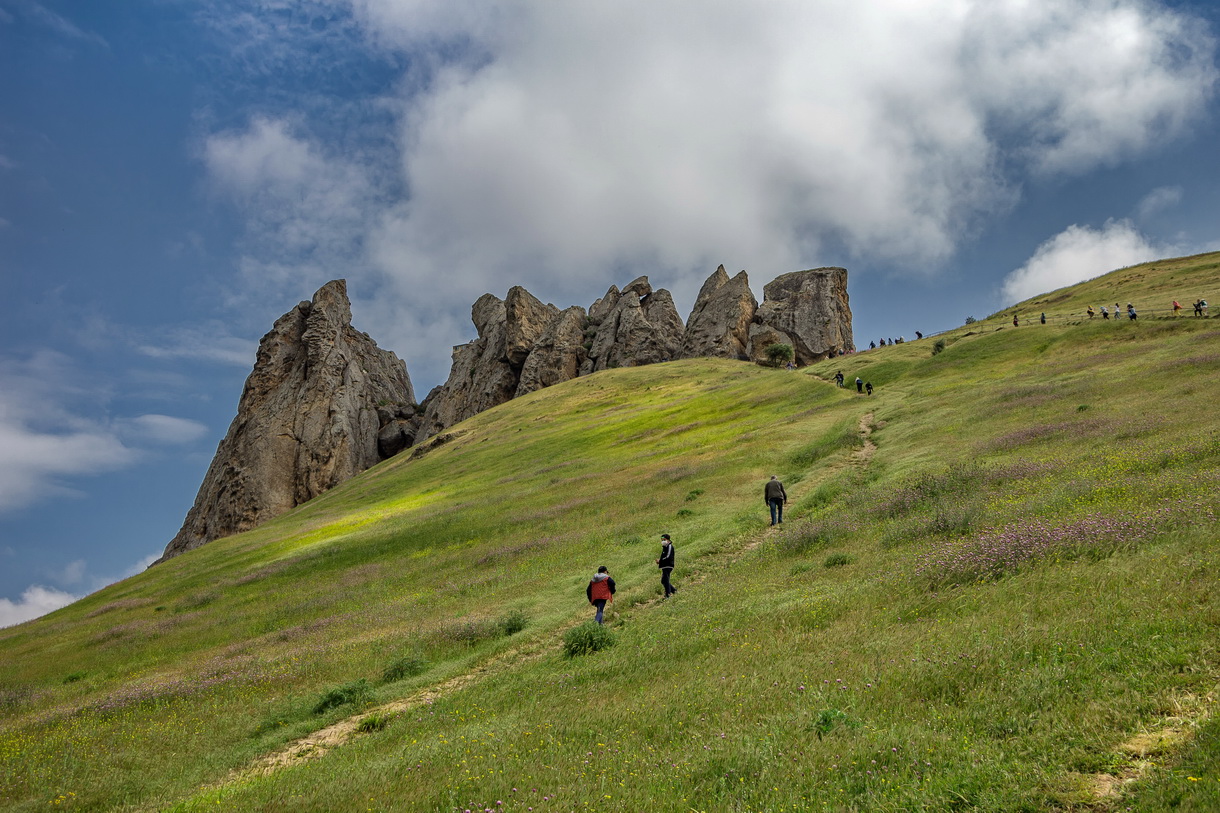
[748,267,854,365]
[679,265,758,360]
[157,280,413,562]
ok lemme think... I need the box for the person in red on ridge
[586,565,616,624]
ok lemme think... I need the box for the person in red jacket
[586,566,616,624]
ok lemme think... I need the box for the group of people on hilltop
[585,476,791,624]
[869,336,903,349]
[1073,298,1210,322]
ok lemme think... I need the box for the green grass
[1,252,1219,811]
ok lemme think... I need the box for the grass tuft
[312,679,373,715]
[562,622,615,657]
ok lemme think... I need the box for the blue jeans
[593,599,607,624]
[769,499,784,525]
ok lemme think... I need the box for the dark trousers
[592,599,607,624]
[661,568,675,596]
[769,498,784,525]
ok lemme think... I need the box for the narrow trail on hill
[185,406,881,800]
[1085,687,1217,807]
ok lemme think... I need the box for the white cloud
[0,351,209,513]
[0,352,137,511]
[1001,220,1169,303]
[136,324,257,367]
[13,0,108,48]
[0,585,79,628]
[204,0,1216,387]
[358,0,1213,268]
[1136,186,1183,220]
[122,415,209,446]
[203,117,385,297]
[55,558,87,586]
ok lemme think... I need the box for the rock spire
[156,280,414,562]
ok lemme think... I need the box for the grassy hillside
[2,251,1219,812]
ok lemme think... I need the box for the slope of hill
[2,252,1219,812]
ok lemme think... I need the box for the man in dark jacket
[657,534,676,598]
[586,566,616,624]
[765,475,787,526]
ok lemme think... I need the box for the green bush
[932,338,947,355]
[357,712,392,733]
[823,553,854,568]
[499,609,528,636]
[808,708,860,739]
[763,343,795,368]
[312,679,373,714]
[563,622,616,657]
[381,655,428,684]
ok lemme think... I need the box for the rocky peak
[680,265,758,360]
[583,276,684,372]
[156,279,413,563]
[748,267,853,365]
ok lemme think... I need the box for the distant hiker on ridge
[586,566,616,625]
[855,376,863,393]
[765,475,787,526]
[1013,314,1020,327]
[657,534,676,598]
[866,382,873,396]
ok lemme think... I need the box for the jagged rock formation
[747,267,854,365]
[416,267,853,442]
[157,280,414,562]
[417,276,687,442]
[161,266,853,559]
[516,306,589,396]
[415,288,564,442]
[582,277,685,373]
[680,265,758,360]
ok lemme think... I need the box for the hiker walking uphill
[765,475,787,526]
[855,377,864,393]
[657,534,676,598]
[586,566,616,625]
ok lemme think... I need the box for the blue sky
[2,0,1218,625]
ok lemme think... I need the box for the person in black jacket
[586,566,616,624]
[657,534,676,598]
[765,475,787,525]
